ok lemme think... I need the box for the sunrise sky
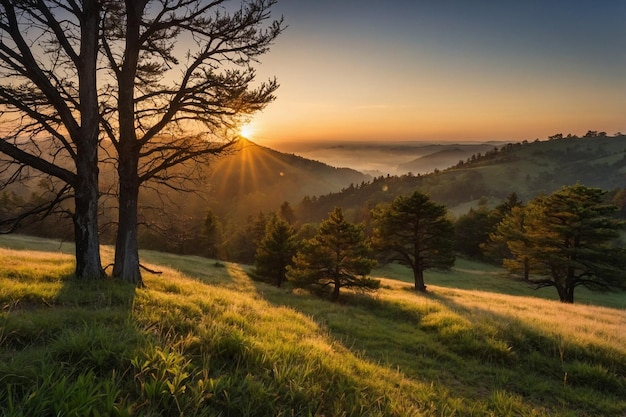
[245,1,626,146]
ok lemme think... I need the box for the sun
[238,123,255,139]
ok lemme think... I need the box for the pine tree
[254,215,299,287]
[288,207,378,301]
[505,184,626,303]
[279,201,296,224]
[202,209,223,259]
[372,191,454,292]
[481,193,524,264]
[487,206,530,281]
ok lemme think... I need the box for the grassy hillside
[1,234,625,416]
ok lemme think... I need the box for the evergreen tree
[254,215,299,287]
[202,209,223,259]
[279,201,296,224]
[454,207,493,260]
[481,193,524,264]
[372,191,454,292]
[225,211,268,264]
[505,184,626,303]
[486,206,530,280]
[288,207,378,301]
[492,192,523,218]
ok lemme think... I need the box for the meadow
[0,234,624,416]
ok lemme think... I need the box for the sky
[244,0,626,146]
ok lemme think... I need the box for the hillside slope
[204,139,370,218]
[298,135,626,221]
[396,144,498,174]
[272,141,506,176]
[0,235,625,416]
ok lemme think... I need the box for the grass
[0,234,625,416]
[373,258,626,309]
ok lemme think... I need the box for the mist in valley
[271,140,510,176]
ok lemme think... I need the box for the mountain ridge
[202,138,370,219]
[291,134,626,222]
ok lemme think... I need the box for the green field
[1,234,625,416]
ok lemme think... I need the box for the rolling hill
[272,140,506,176]
[295,134,626,222]
[4,135,625,256]
[202,139,370,219]
[396,144,498,174]
[0,234,624,416]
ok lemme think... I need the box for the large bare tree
[100,0,283,284]
[0,0,103,279]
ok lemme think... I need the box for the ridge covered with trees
[294,133,626,223]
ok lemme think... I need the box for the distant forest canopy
[1,131,625,259]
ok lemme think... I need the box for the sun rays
[213,138,292,213]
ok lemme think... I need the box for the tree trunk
[73,0,103,280]
[332,277,341,301]
[555,271,576,303]
[73,167,103,279]
[563,280,575,304]
[413,267,427,292]
[112,1,143,286]
[113,154,142,285]
[563,289,574,304]
[523,257,530,282]
[554,282,572,303]
[278,267,285,288]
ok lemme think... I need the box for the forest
[3,134,626,304]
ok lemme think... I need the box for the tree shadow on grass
[425,289,626,415]
[0,263,140,414]
[246,274,626,416]
[137,249,245,288]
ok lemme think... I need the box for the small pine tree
[225,211,269,264]
[288,207,379,301]
[202,209,222,259]
[481,193,524,264]
[254,215,300,287]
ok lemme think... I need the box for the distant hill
[397,144,497,174]
[204,139,370,219]
[272,140,508,176]
[295,135,626,222]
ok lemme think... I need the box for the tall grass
[0,234,624,416]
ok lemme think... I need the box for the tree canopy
[288,207,378,301]
[372,191,454,292]
[254,214,299,287]
[501,184,626,303]
[100,0,284,284]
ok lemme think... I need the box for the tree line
[245,185,625,304]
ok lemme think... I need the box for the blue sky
[248,1,626,144]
